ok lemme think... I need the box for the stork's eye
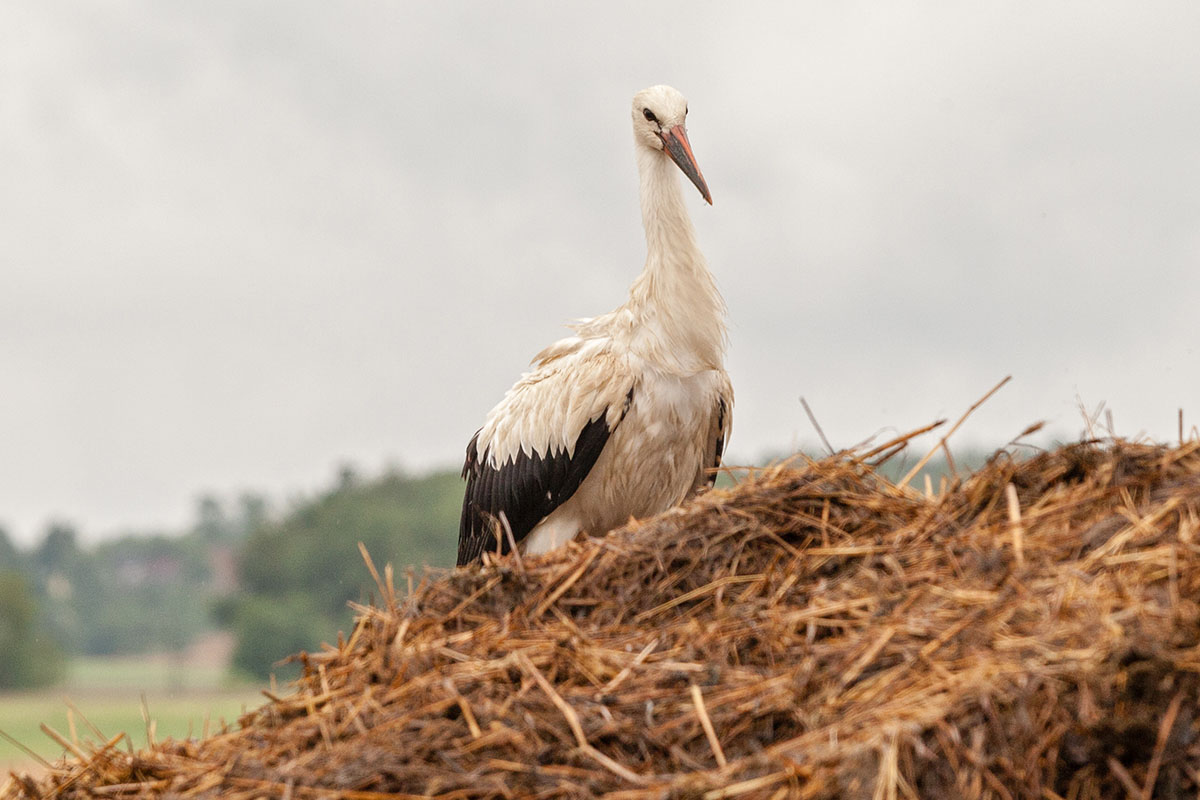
[642,108,658,123]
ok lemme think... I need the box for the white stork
[457,85,731,566]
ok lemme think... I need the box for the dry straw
[6,431,1200,799]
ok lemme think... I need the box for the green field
[0,654,265,772]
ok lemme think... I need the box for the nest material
[8,438,1200,799]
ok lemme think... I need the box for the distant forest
[0,443,1010,688]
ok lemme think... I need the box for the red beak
[659,124,712,205]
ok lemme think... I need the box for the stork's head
[632,85,711,205]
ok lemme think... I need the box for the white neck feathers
[624,147,727,373]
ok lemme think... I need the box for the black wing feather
[456,392,630,566]
[705,397,728,488]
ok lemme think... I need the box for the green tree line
[0,493,268,688]
[0,467,464,688]
[219,468,461,678]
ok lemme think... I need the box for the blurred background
[2,0,1198,767]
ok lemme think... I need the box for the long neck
[625,147,727,372]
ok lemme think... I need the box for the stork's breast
[634,369,720,431]
[577,369,720,523]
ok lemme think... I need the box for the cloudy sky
[3,2,1198,543]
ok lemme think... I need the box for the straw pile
[7,435,1200,799]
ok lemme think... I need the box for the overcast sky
[3,2,1198,544]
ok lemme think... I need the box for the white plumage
[457,85,732,566]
